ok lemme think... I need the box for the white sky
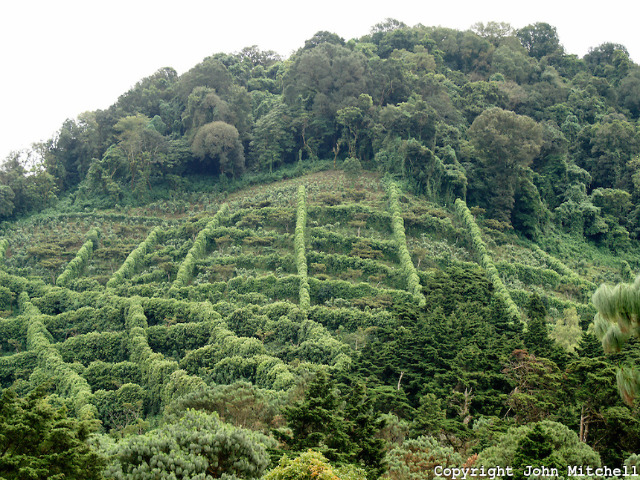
[1,0,638,163]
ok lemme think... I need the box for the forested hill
[2,19,640,245]
[1,19,640,479]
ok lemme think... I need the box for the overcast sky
[1,0,638,163]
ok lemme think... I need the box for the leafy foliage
[2,18,640,479]
[0,386,104,479]
[387,182,425,306]
[264,450,366,480]
[105,409,273,479]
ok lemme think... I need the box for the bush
[343,157,362,177]
[264,450,366,480]
[105,409,274,479]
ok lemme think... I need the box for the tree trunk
[579,404,587,442]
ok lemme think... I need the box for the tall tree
[343,383,387,479]
[0,150,57,217]
[516,23,563,59]
[468,107,543,222]
[191,121,245,176]
[250,102,295,172]
[113,114,168,191]
[277,370,354,463]
[283,43,367,156]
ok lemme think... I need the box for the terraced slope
[0,170,612,430]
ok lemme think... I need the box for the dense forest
[2,19,640,479]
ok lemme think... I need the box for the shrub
[343,157,362,177]
[105,409,274,479]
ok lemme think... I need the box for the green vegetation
[56,228,100,287]
[387,182,425,306]
[2,18,640,479]
[107,226,162,288]
[171,203,229,290]
[455,198,520,323]
[295,185,311,310]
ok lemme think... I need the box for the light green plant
[171,203,229,290]
[387,182,426,306]
[455,198,520,323]
[56,228,100,287]
[296,185,311,310]
[20,292,97,419]
[107,226,162,288]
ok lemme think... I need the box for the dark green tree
[250,101,296,172]
[516,23,563,59]
[0,386,104,480]
[502,349,564,424]
[0,150,57,216]
[512,424,563,480]
[0,185,15,219]
[409,393,446,438]
[278,371,354,463]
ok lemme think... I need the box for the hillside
[1,169,639,477]
[2,19,640,479]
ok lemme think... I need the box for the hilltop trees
[468,107,543,224]
[0,150,57,220]
[516,23,563,59]
[0,19,637,245]
[283,42,367,157]
[114,114,169,190]
[191,121,245,176]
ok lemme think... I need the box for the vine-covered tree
[105,409,273,479]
